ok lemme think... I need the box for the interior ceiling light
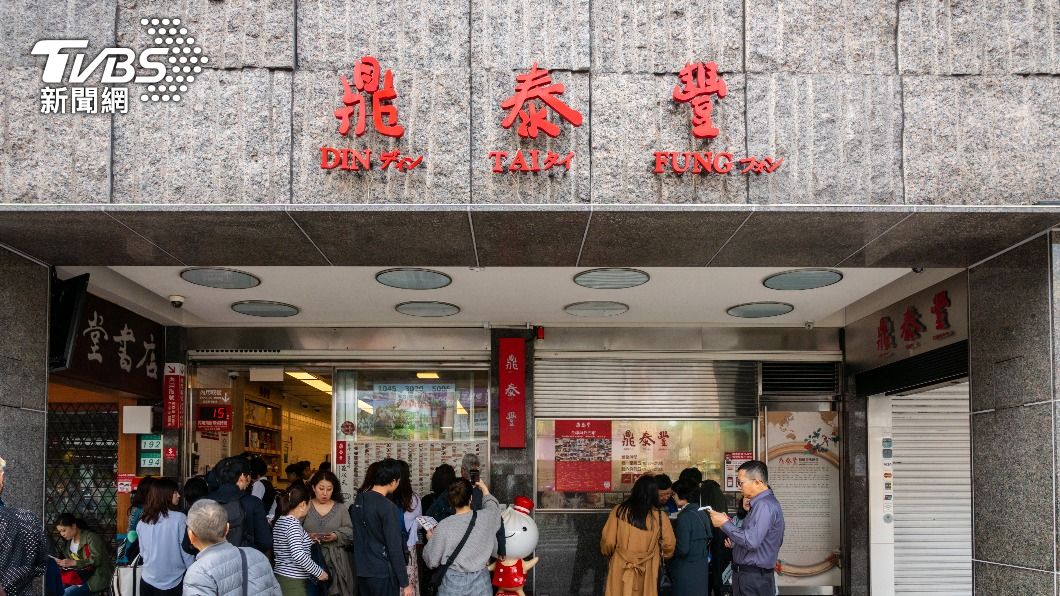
[763,269,844,291]
[564,301,629,317]
[456,400,468,415]
[417,372,440,379]
[726,302,795,318]
[285,371,316,381]
[396,301,460,317]
[231,300,299,317]
[180,267,261,289]
[573,268,650,289]
[376,268,452,290]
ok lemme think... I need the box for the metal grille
[892,384,972,596]
[760,361,839,395]
[534,359,758,417]
[45,403,120,555]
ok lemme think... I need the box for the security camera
[804,321,815,330]
[313,406,321,413]
[168,295,185,308]
[301,401,309,409]
[911,267,924,274]
[227,371,239,380]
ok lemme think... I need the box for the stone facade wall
[0,1,1057,205]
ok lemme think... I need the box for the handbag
[429,510,477,588]
[657,510,673,595]
[310,542,331,589]
[111,554,143,596]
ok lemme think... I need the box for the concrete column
[841,390,871,594]
[968,235,1058,593]
[0,246,49,518]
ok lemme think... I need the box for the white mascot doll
[489,496,539,596]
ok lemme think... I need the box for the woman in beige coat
[601,475,677,596]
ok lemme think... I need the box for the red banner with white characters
[163,363,185,429]
[336,440,347,465]
[555,420,613,491]
[498,338,526,448]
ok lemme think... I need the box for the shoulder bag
[657,510,673,595]
[110,554,142,596]
[429,510,477,588]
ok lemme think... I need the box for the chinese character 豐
[639,431,655,447]
[673,62,727,139]
[504,383,521,398]
[82,311,108,363]
[335,56,405,138]
[505,353,520,371]
[931,291,951,330]
[658,430,669,447]
[622,430,635,447]
[876,316,895,351]
[899,306,926,343]
[137,333,158,379]
[40,87,69,114]
[506,410,517,428]
[500,63,583,139]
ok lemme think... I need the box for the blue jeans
[63,585,92,596]
[438,568,491,596]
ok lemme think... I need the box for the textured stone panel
[0,68,110,203]
[0,0,115,68]
[471,69,588,204]
[535,511,610,595]
[0,248,47,408]
[297,0,468,72]
[972,404,1053,570]
[969,237,1051,411]
[590,73,746,204]
[113,68,291,203]
[591,0,743,74]
[746,74,903,204]
[0,212,184,265]
[292,68,470,204]
[899,1,1060,75]
[903,76,1059,205]
[0,406,47,516]
[746,0,897,74]
[973,562,1054,595]
[473,0,590,71]
[117,0,294,69]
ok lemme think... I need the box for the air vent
[761,362,840,395]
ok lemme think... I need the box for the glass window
[535,418,755,510]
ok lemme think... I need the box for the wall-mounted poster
[766,411,841,589]
[554,420,612,492]
[724,451,754,491]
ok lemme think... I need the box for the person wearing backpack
[204,457,273,554]
[248,457,277,520]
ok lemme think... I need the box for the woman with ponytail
[272,485,329,596]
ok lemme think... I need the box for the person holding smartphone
[423,455,506,558]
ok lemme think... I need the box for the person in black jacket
[350,458,413,596]
[200,457,273,554]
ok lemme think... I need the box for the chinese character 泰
[505,353,520,371]
[899,306,926,343]
[876,316,896,351]
[500,63,583,139]
[658,430,670,447]
[113,324,136,372]
[335,56,405,138]
[82,311,108,363]
[504,383,521,398]
[137,333,158,379]
[672,62,728,139]
[931,291,951,330]
[639,431,656,447]
[622,430,635,447]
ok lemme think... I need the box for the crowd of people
[0,451,783,596]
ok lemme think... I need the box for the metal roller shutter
[533,358,758,418]
[891,384,972,596]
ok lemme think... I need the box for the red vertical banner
[336,440,348,465]
[498,338,526,448]
[163,363,185,429]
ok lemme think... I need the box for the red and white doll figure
[489,496,540,596]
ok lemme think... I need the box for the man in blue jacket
[203,457,273,554]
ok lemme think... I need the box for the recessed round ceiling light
[564,301,629,317]
[395,301,460,317]
[726,302,795,318]
[231,300,300,317]
[763,269,843,291]
[573,268,650,289]
[375,268,452,290]
[181,267,260,289]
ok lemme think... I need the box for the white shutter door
[891,384,972,595]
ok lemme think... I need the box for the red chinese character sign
[162,363,184,430]
[320,55,423,173]
[554,420,612,492]
[498,338,526,448]
[489,64,580,174]
[654,60,782,177]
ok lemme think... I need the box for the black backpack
[220,497,250,547]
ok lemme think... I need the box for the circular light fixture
[573,268,650,289]
[763,269,843,291]
[375,268,452,290]
[564,301,629,317]
[231,300,300,317]
[726,302,795,318]
[180,267,261,289]
[395,301,460,317]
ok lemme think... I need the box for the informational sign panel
[336,439,486,501]
[554,420,612,492]
[140,434,162,450]
[162,363,185,429]
[724,451,754,492]
[497,338,526,448]
[195,404,232,432]
[766,411,841,588]
[193,388,231,404]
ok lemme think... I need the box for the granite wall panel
[473,0,590,72]
[0,0,116,68]
[973,562,1054,596]
[0,405,47,518]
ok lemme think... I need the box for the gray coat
[182,541,281,596]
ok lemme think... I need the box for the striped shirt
[272,516,323,579]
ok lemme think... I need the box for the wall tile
[0,0,115,68]
[473,0,590,72]
[973,561,1054,596]
[0,405,47,517]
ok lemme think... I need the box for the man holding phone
[424,454,506,557]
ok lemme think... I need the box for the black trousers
[359,575,399,596]
[732,568,775,596]
[139,579,183,596]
